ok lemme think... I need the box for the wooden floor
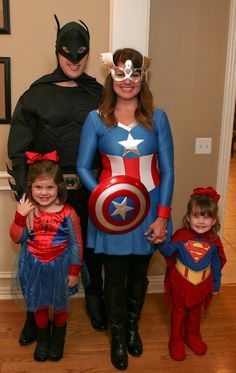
[0,286,236,373]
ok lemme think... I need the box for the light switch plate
[195,138,212,154]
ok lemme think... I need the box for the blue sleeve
[154,110,174,207]
[159,240,179,256]
[67,211,83,266]
[211,249,222,292]
[76,112,100,192]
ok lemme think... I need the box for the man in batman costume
[7,15,107,353]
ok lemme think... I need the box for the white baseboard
[0,275,165,300]
[147,275,165,293]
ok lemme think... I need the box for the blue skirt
[16,244,78,312]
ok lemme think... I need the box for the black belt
[63,169,100,190]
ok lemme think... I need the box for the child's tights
[34,307,67,328]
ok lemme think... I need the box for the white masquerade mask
[100,52,151,83]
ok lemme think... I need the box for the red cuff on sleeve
[157,205,172,219]
[14,211,27,227]
[69,264,81,277]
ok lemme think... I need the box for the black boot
[19,311,37,345]
[34,325,50,362]
[48,323,67,361]
[126,279,149,357]
[105,289,128,370]
[85,291,108,331]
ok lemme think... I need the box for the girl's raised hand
[17,193,36,217]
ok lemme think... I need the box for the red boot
[185,335,207,355]
[185,303,207,355]
[169,306,186,361]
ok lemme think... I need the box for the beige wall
[0,0,109,293]
[148,0,230,275]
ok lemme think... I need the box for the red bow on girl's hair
[191,186,220,201]
[25,150,59,164]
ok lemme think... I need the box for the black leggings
[102,254,152,290]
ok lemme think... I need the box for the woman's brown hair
[25,160,67,204]
[99,48,154,129]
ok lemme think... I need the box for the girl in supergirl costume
[159,187,226,361]
[9,151,83,362]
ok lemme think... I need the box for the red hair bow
[191,186,220,201]
[25,150,59,164]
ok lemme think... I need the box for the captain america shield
[88,175,150,233]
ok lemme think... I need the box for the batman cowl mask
[54,14,90,64]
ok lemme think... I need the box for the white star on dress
[118,133,144,155]
[111,197,134,220]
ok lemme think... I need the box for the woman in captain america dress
[77,48,174,370]
[159,187,226,362]
[10,151,83,363]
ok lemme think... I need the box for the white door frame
[109,0,150,54]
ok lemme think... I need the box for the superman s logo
[184,240,211,263]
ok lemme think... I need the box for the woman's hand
[68,275,79,288]
[145,217,168,244]
[17,193,36,217]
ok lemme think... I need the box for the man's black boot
[85,291,108,331]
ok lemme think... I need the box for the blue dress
[10,204,83,312]
[77,109,174,255]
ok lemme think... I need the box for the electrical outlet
[195,138,212,154]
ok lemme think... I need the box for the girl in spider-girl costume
[10,150,83,362]
[159,187,226,361]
